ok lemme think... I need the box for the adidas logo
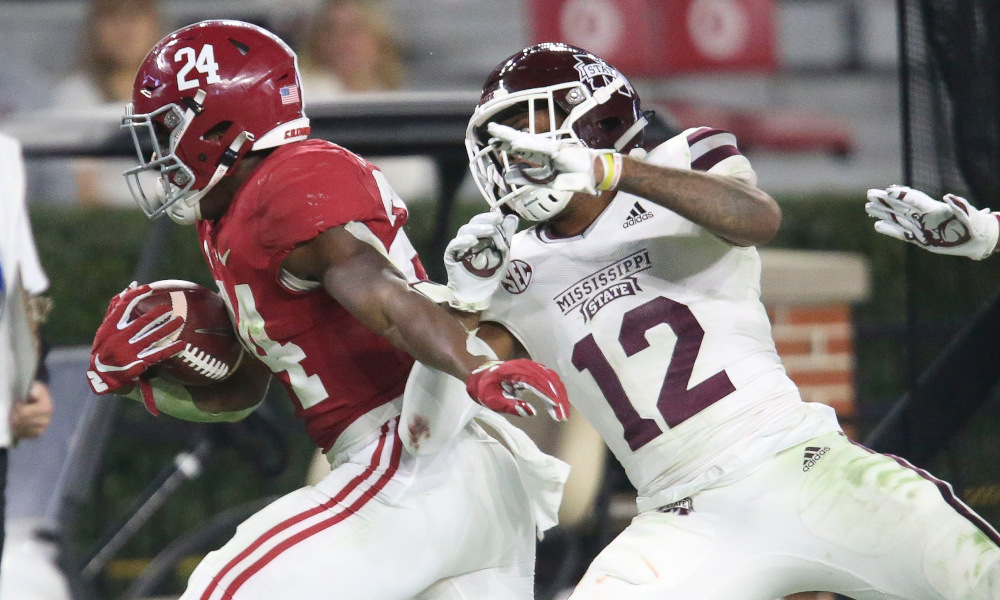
[802,446,830,472]
[623,201,654,228]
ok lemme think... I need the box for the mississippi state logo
[573,54,633,98]
[553,249,651,320]
[501,260,533,294]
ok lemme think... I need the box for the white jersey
[484,128,840,511]
[0,133,49,448]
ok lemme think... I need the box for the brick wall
[759,249,870,441]
[769,304,857,438]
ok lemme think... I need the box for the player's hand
[865,185,1000,260]
[466,359,570,421]
[445,212,518,312]
[487,123,622,195]
[87,283,185,395]
[10,381,53,440]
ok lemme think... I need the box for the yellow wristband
[597,153,623,191]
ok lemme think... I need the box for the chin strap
[614,112,650,152]
[167,130,255,224]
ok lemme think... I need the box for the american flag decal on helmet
[279,85,299,105]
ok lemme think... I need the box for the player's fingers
[487,122,520,141]
[866,188,890,202]
[508,382,566,420]
[873,220,915,242]
[878,194,921,217]
[125,305,176,340]
[446,234,480,257]
[468,212,505,227]
[885,184,912,195]
[106,283,150,318]
[865,201,898,221]
[890,212,929,242]
[136,315,185,349]
[943,194,974,221]
[136,338,185,361]
[500,214,519,239]
[456,223,497,239]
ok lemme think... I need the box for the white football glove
[865,185,1000,260]
[444,211,519,311]
[487,123,623,195]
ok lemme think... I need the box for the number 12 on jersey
[571,296,735,451]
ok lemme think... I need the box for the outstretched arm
[283,223,569,420]
[615,157,781,247]
[487,122,780,247]
[284,225,487,381]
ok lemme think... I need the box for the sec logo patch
[501,260,532,294]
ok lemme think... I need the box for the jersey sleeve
[646,127,757,187]
[254,146,400,253]
[684,127,757,186]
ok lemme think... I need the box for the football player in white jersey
[866,185,1000,259]
[448,42,1000,599]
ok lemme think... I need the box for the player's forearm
[188,355,272,414]
[617,157,781,246]
[323,261,488,381]
[378,283,489,381]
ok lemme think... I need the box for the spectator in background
[0,132,54,565]
[53,0,163,106]
[297,0,404,101]
[47,0,164,207]
[297,0,440,203]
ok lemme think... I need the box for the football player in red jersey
[448,43,1000,599]
[86,21,570,600]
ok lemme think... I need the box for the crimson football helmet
[466,42,647,221]
[122,20,310,224]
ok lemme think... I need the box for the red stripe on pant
[222,430,403,598]
[199,421,398,600]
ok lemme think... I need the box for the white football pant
[570,431,1000,600]
[183,417,536,600]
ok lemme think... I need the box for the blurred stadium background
[1,0,998,599]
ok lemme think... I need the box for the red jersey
[198,139,427,451]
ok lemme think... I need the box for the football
[134,280,245,387]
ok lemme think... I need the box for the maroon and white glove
[86,283,184,399]
[466,359,570,421]
[865,185,1000,260]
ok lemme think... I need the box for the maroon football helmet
[466,42,647,221]
[122,20,310,224]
